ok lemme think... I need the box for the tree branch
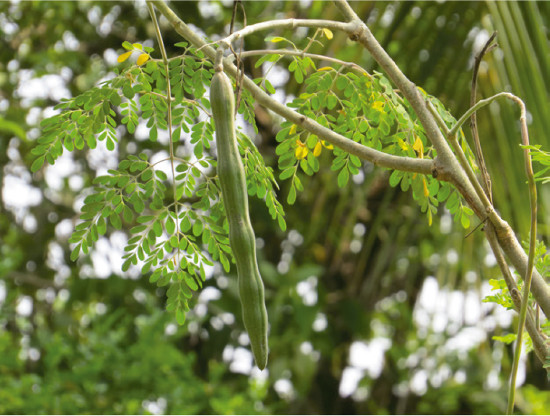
[426,100,495,219]
[332,1,474,195]
[147,1,182,268]
[152,0,434,176]
[333,0,550,320]
[152,0,550,319]
[221,18,357,46]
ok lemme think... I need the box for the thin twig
[506,96,538,415]
[470,31,497,204]
[449,92,510,138]
[229,0,246,115]
[236,49,370,75]
[229,0,238,34]
[221,18,356,46]
[237,0,246,110]
[464,219,486,238]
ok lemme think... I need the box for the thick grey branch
[333,0,550,318]
[333,3,473,195]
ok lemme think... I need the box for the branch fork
[149,1,550,389]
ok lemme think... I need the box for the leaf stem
[235,48,370,76]
[147,1,181,265]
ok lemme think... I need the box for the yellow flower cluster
[117,42,150,66]
[294,138,333,160]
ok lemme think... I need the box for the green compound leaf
[31,155,45,173]
[337,167,349,188]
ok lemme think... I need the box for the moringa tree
[31,0,550,412]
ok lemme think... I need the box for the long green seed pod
[210,50,268,370]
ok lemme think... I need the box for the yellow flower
[312,140,334,157]
[295,139,308,160]
[117,51,133,63]
[137,53,150,66]
[295,147,308,160]
[289,124,297,135]
[413,134,424,158]
[372,101,385,112]
[422,177,429,197]
[322,28,333,40]
[313,141,322,157]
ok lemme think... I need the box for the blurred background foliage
[1,0,549,414]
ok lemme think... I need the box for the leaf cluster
[273,62,474,228]
[525,144,550,184]
[33,41,286,324]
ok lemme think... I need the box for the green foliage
[14,1,550,414]
[483,278,514,310]
[517,384,550,415]
[31,30,482,327]
[493,333,517,344]
[275,65,474,228]
[238,88,260,132]
[33,41,285,325]
[0,302,264,414]
[238,131,286,231]
[262,30,331,85]
[32,85,121,170]
[525,144,550,184]
[484,239,550,354]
